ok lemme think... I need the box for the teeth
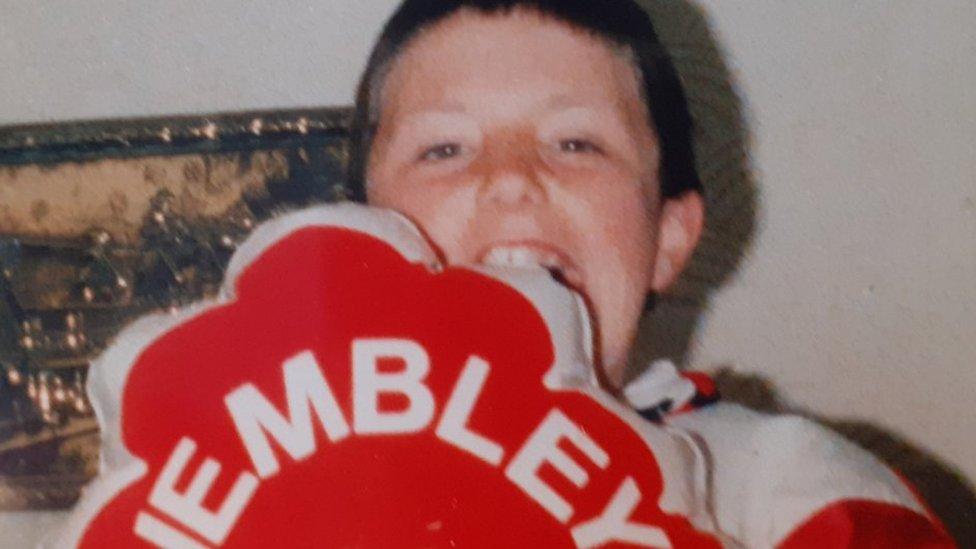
[481,245,566,274]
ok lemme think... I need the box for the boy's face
[366,9,702,385]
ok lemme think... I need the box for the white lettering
[148,437,258,545]
[435,356,504,465]
[226,351,350,478]
[135,340,668,548]
[571,477,672,548]
[353,338,435,434]
[505,409,609,523]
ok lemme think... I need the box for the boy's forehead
[378,8,649,124]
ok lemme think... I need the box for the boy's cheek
[400,196,479,262]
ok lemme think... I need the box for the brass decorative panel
[0,109,352,509]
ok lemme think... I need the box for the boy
[345,0,953,546]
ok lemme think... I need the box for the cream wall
[689,0,975,484]
[0,1,973,542]
[0,0,391,123]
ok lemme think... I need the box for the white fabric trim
[668,403,926,548]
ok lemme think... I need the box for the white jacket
[623,360,954,548]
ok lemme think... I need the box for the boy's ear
[651,191,705,292]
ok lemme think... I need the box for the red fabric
[778,499,956,549]
[681,372,718,399]
[77,227,722,547]
[892,469,952,536]
[675,371,719,415]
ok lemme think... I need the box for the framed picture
[0,109,351,510]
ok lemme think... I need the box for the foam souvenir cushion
[53,204,721,548]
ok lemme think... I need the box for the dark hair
[346,0,701,202]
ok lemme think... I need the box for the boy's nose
[476,137,549,207]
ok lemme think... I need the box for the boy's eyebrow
[544,94,590,110]
[383,111,482,155]
[541,93,620,113]
[397,99,469,116]
[386,106,475,136]
[396,110,480,133]
[408,91,613,114]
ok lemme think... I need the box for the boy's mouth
[476,242,583,289]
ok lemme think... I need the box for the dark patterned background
[0,108,353,509]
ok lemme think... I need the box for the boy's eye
[419,143,462,161]
[559,139,602,154]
